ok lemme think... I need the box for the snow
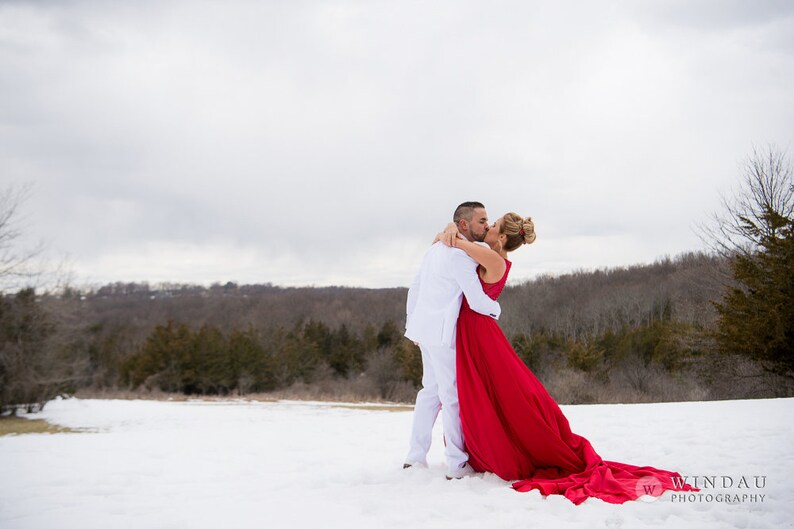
[1,397,791,529]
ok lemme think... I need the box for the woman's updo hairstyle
[500,212,537,252]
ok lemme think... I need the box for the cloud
[622,0,794,32]
[1,0,793,288]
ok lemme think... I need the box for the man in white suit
[403,201,502,479]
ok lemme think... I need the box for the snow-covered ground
[0,397,791,529]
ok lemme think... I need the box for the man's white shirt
[405,242,501,348]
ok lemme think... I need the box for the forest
[1,148,793,411]
[1,248,791,412]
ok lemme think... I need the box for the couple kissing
[403,201,696,505]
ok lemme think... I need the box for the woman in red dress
[439,213,697,504]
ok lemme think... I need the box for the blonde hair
[500,212,536,252]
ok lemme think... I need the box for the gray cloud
[2,0,793,287]
[623,0,794,32]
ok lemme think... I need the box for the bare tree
[0,185,88,413]
[0,184,43,291]
[700,145,794,259]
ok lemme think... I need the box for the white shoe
[403,461,428,469]
[446,462,476,480]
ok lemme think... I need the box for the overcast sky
[2,0,793,289]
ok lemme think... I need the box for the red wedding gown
[456,260,698,505]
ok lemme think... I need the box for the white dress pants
[405,343,468,471]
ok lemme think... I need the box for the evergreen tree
[714,214,794,374]
[393,339,422,388]
[187,324,228,394]
[228,327,276,393]
[122,321,193,392]
[708,146,794,376]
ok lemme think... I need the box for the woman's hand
[433,222,460,247]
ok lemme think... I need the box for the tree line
[2,247,791,412]
[120,318,420,399]
[1,147,792,412]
